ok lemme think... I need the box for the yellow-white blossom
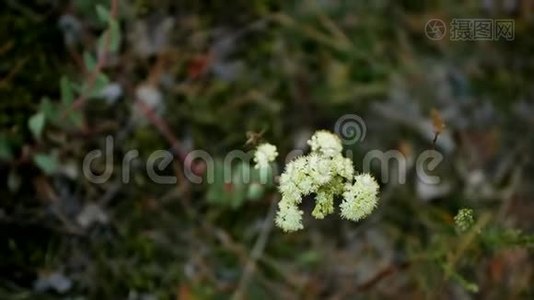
[275,130,380,232]
[253,143,278,169]
[275,200,304,232]
[340,174,379,221]
[331,155,354,180]
[307,130,343,157]
[307,153,333,185]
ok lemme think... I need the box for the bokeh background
[1,0,533,299]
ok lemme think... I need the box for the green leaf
[95,4,110,23]
[28,112,46,140]
[33,153,59,175]
[97,31,107,56]
[96,72,109,87]
[97,20,121,55]
[81,72,109,99]
[39,97,62,125]
[109,19,121,52]
[0,136,12,160]
[60,76,74,105]
[83,51,97,72]
[92,73,109,97]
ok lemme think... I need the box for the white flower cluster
[276,130,379,232]
[340,174,379,221]
[307,130,344,157]
[253,143,278,169]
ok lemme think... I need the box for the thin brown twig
[232,197,277,300]
[134,100,187,162]
[356,262,410,291]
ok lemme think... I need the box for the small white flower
[340,174,379,221]
[296,174,314,195]
[253,143,278,169]
[307,130,343,157]
[275,201,304,232]
[307,153,333,185]
[331,155,354,180]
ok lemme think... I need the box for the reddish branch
[134,100,187,162]
[62,0,119,118]
[357,262,410,291]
